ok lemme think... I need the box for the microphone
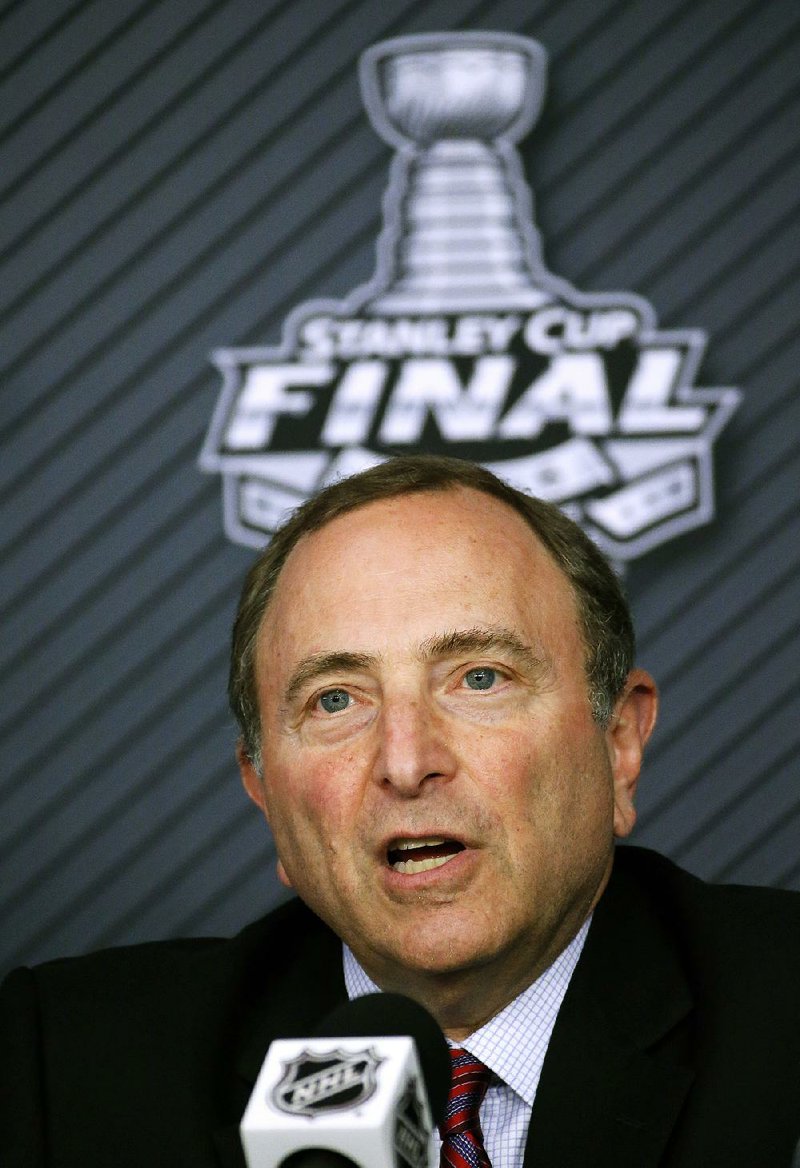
[240,992,451,1168]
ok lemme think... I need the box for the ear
[237,739,267,815]
[236,740,294,890]
[605,669,658,839]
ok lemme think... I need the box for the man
[2,455,799,1166]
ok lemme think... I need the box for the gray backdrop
[2,0,798,979]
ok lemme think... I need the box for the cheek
[472,725,542,799]
[462,736,542,853]
[272,750,362,842]
[488,724,605,836]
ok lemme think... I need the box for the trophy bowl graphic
[370,41,543,145]
[359,32,552,311]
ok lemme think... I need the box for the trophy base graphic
[368,141,552,314]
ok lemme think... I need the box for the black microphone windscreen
[312,992,450,1126]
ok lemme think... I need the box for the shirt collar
[342,916,590,1108]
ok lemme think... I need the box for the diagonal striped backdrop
[1,0,798,977]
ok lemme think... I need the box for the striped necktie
[439,1047,493,1168]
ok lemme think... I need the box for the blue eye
[464,667,496,691]
[318,689,350,714]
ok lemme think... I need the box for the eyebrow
[282,626,547,706]
[284,651,378,707]
[418,627,547,676]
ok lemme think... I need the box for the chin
[381,932,499,979]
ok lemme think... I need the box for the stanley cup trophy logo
[200,32,740,564]
[360,34,551,311]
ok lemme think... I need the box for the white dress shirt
[343,916,590,1168]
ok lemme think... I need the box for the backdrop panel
[1,0,798,977]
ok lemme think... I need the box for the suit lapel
[523,849,695,1167]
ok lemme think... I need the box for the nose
[373,694,458,796]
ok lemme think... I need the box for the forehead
[257,488,583,666]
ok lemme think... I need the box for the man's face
[241,488,654,1011]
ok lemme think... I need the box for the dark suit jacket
[2,847,799,1167]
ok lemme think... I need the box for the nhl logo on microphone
[272,1047,383,1116]
[241,1030,441,1168]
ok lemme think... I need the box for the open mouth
[386,837,466,874]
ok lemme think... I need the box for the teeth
[394,837,447,851]
[392,853,457,874]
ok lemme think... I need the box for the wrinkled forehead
[256,487,585,666]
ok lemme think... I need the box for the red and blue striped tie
[439,1047,493,1168]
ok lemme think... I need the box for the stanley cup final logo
[200,32,740,562]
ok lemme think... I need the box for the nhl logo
[271,1047,383,1117]
[201,31,739,565]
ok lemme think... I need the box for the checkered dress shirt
[343,916,590,1168]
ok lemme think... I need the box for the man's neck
[372,963,550,1040]
[347,918,588,1040]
